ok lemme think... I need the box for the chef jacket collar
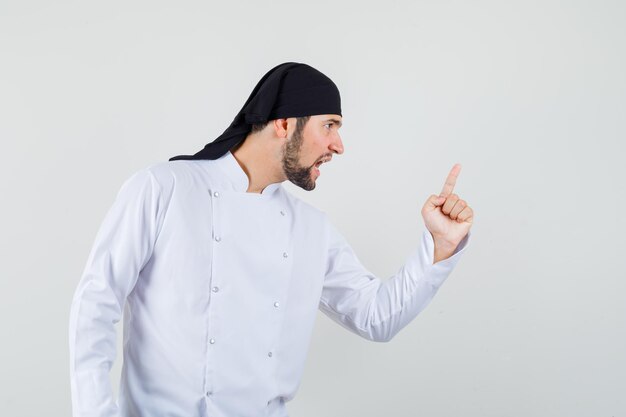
[214,150,283,196]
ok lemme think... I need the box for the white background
[1,0,624,415]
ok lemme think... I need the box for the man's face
[281,114,344,191]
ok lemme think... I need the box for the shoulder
[115,159,212,206]
[133,159,221,193]
[280,187,331,228]
[279,189,347,250]
[281,188,322,212]
[143,159,198,185]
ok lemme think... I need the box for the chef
[69,62,473,417]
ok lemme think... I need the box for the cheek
[300,131,327,161]
[311,134,328,151]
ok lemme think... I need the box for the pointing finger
[440,163,462,197]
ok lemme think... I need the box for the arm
[318,218,470,343]
[68,168,164,417]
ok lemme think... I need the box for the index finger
[440,163,462,197]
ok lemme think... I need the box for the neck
[231,134,285,194]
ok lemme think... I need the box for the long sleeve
[319,219,470,342]
[68,169,165,417]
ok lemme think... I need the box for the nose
[330,133,344,155]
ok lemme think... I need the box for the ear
[272,118,290,138]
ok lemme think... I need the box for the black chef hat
[168,62,342,161]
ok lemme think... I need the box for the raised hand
[421,163,474,249]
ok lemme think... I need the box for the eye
[324,123,333,130]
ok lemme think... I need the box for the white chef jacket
[68,150,470,417]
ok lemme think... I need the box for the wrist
[433,245,455,263]
[430,232,458,250]
[430,233,458,264]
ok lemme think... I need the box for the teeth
[316,157,331,167]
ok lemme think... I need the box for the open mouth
[314,156,331,169]
[313,157,331,176]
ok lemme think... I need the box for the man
[69,62,473,417]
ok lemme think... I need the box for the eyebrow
[324,118,343,128]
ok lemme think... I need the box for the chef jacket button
[214,235,221,242]
[274,301,279,308]
[268,351,273,357]
[280,210,285,216]
[213,191,220,197]
[283,252,288,258]
[212,286,219,293]
[206,391,212,397]
[209,338,215,344]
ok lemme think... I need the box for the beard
[281,124,318,191]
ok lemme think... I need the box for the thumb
[426,194,446,209]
